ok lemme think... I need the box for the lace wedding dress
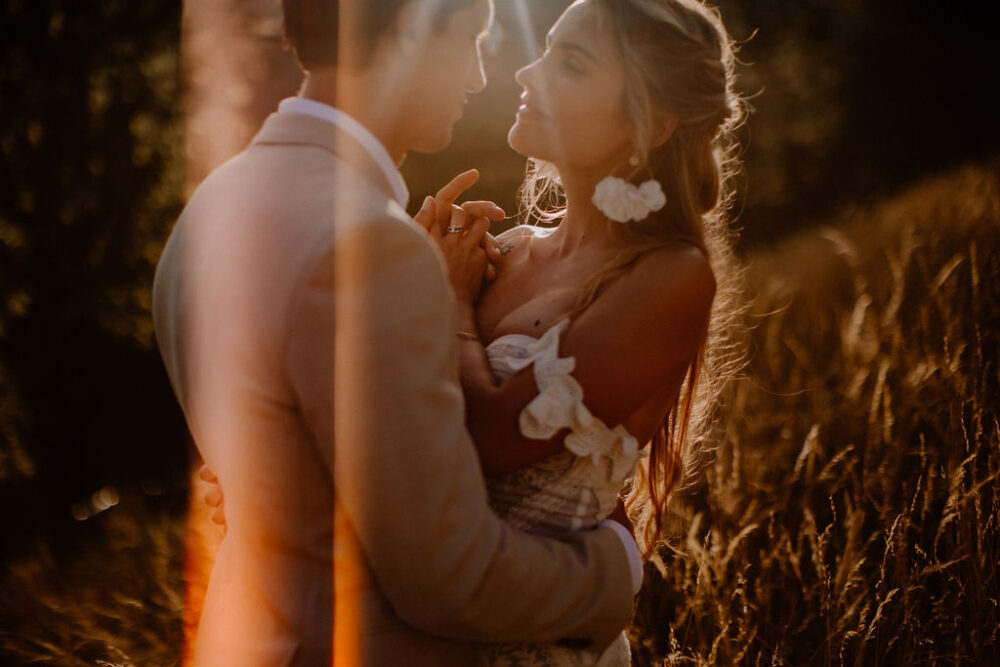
[481,320,644,667]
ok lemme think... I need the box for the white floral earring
[591,154,666,223]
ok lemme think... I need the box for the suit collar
[250,111,408,208]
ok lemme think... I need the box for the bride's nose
[515,59,540,89]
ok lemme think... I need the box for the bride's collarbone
[481,240,619,340]
[478,285,580,342]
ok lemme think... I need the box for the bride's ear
[650,114,679,149]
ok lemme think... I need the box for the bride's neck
[547,168,616,257]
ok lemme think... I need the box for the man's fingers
[205,487,223,508]
[198,465,217,483]
[435,169,480,223]
[461,200,505,222]
[211,503,226,528]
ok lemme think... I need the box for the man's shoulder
[311,208,444,293]
[184,141,412,242]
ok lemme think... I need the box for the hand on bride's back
[199,465,227,533]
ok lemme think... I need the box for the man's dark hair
[282,0,478,71]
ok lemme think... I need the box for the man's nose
[467,55,486,93]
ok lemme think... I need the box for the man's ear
[651,114,679,149]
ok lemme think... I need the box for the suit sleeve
[285,215,634,647]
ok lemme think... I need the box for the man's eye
[564,57,585,74]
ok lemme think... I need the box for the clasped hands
[412,169,506,305]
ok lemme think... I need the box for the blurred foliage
[0,0,188,544]
[0,488,186,665]
[711,0,999,244]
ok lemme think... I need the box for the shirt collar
[277,97,409,209]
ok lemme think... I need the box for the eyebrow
[545,32,602,65]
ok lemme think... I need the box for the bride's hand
[198,465,227,534]
[413,169,506,280]
[436,207,492,305]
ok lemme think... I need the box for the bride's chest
[477,266,582,343]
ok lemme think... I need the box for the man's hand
[606,496,634,541]
[199,465,227,534]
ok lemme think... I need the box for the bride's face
[507,0,634,174]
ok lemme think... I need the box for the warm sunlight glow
[181,466,222,666]
[511,0,541,60]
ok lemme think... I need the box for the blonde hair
[519,0,747,555]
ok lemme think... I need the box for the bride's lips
[516,100,550,122]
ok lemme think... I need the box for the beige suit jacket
[152,111,633,666]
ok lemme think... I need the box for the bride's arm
[456,243,716,477]
[452,298,564,474]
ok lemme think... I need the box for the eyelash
[563,57,585,74]
[540,43,585,76]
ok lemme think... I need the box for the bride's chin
[507,125,542,160]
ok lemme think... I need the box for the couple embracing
[152,0,743,664]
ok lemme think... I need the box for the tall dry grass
[1,163,996,665]
[0,490,186,665]
[632,162,1000,664]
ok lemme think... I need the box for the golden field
[633,162,1000,664]
[2,162,997,665]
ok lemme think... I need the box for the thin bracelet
[456,330,480,341]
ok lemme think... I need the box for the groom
[153,0,640,664]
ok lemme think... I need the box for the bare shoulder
[496,223,553,244]
[495,224,549,262]
[620,242,716,321]
[496,224,535,240]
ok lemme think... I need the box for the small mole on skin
[534,319,541,327]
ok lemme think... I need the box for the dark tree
[0,0,188,547]
[714,0,1000,243]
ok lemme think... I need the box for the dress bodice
[481,320,639,666]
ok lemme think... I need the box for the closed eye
[563,55,585,74]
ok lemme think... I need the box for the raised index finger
[434,169,480,223]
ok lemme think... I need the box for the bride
[415,0,744,663]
